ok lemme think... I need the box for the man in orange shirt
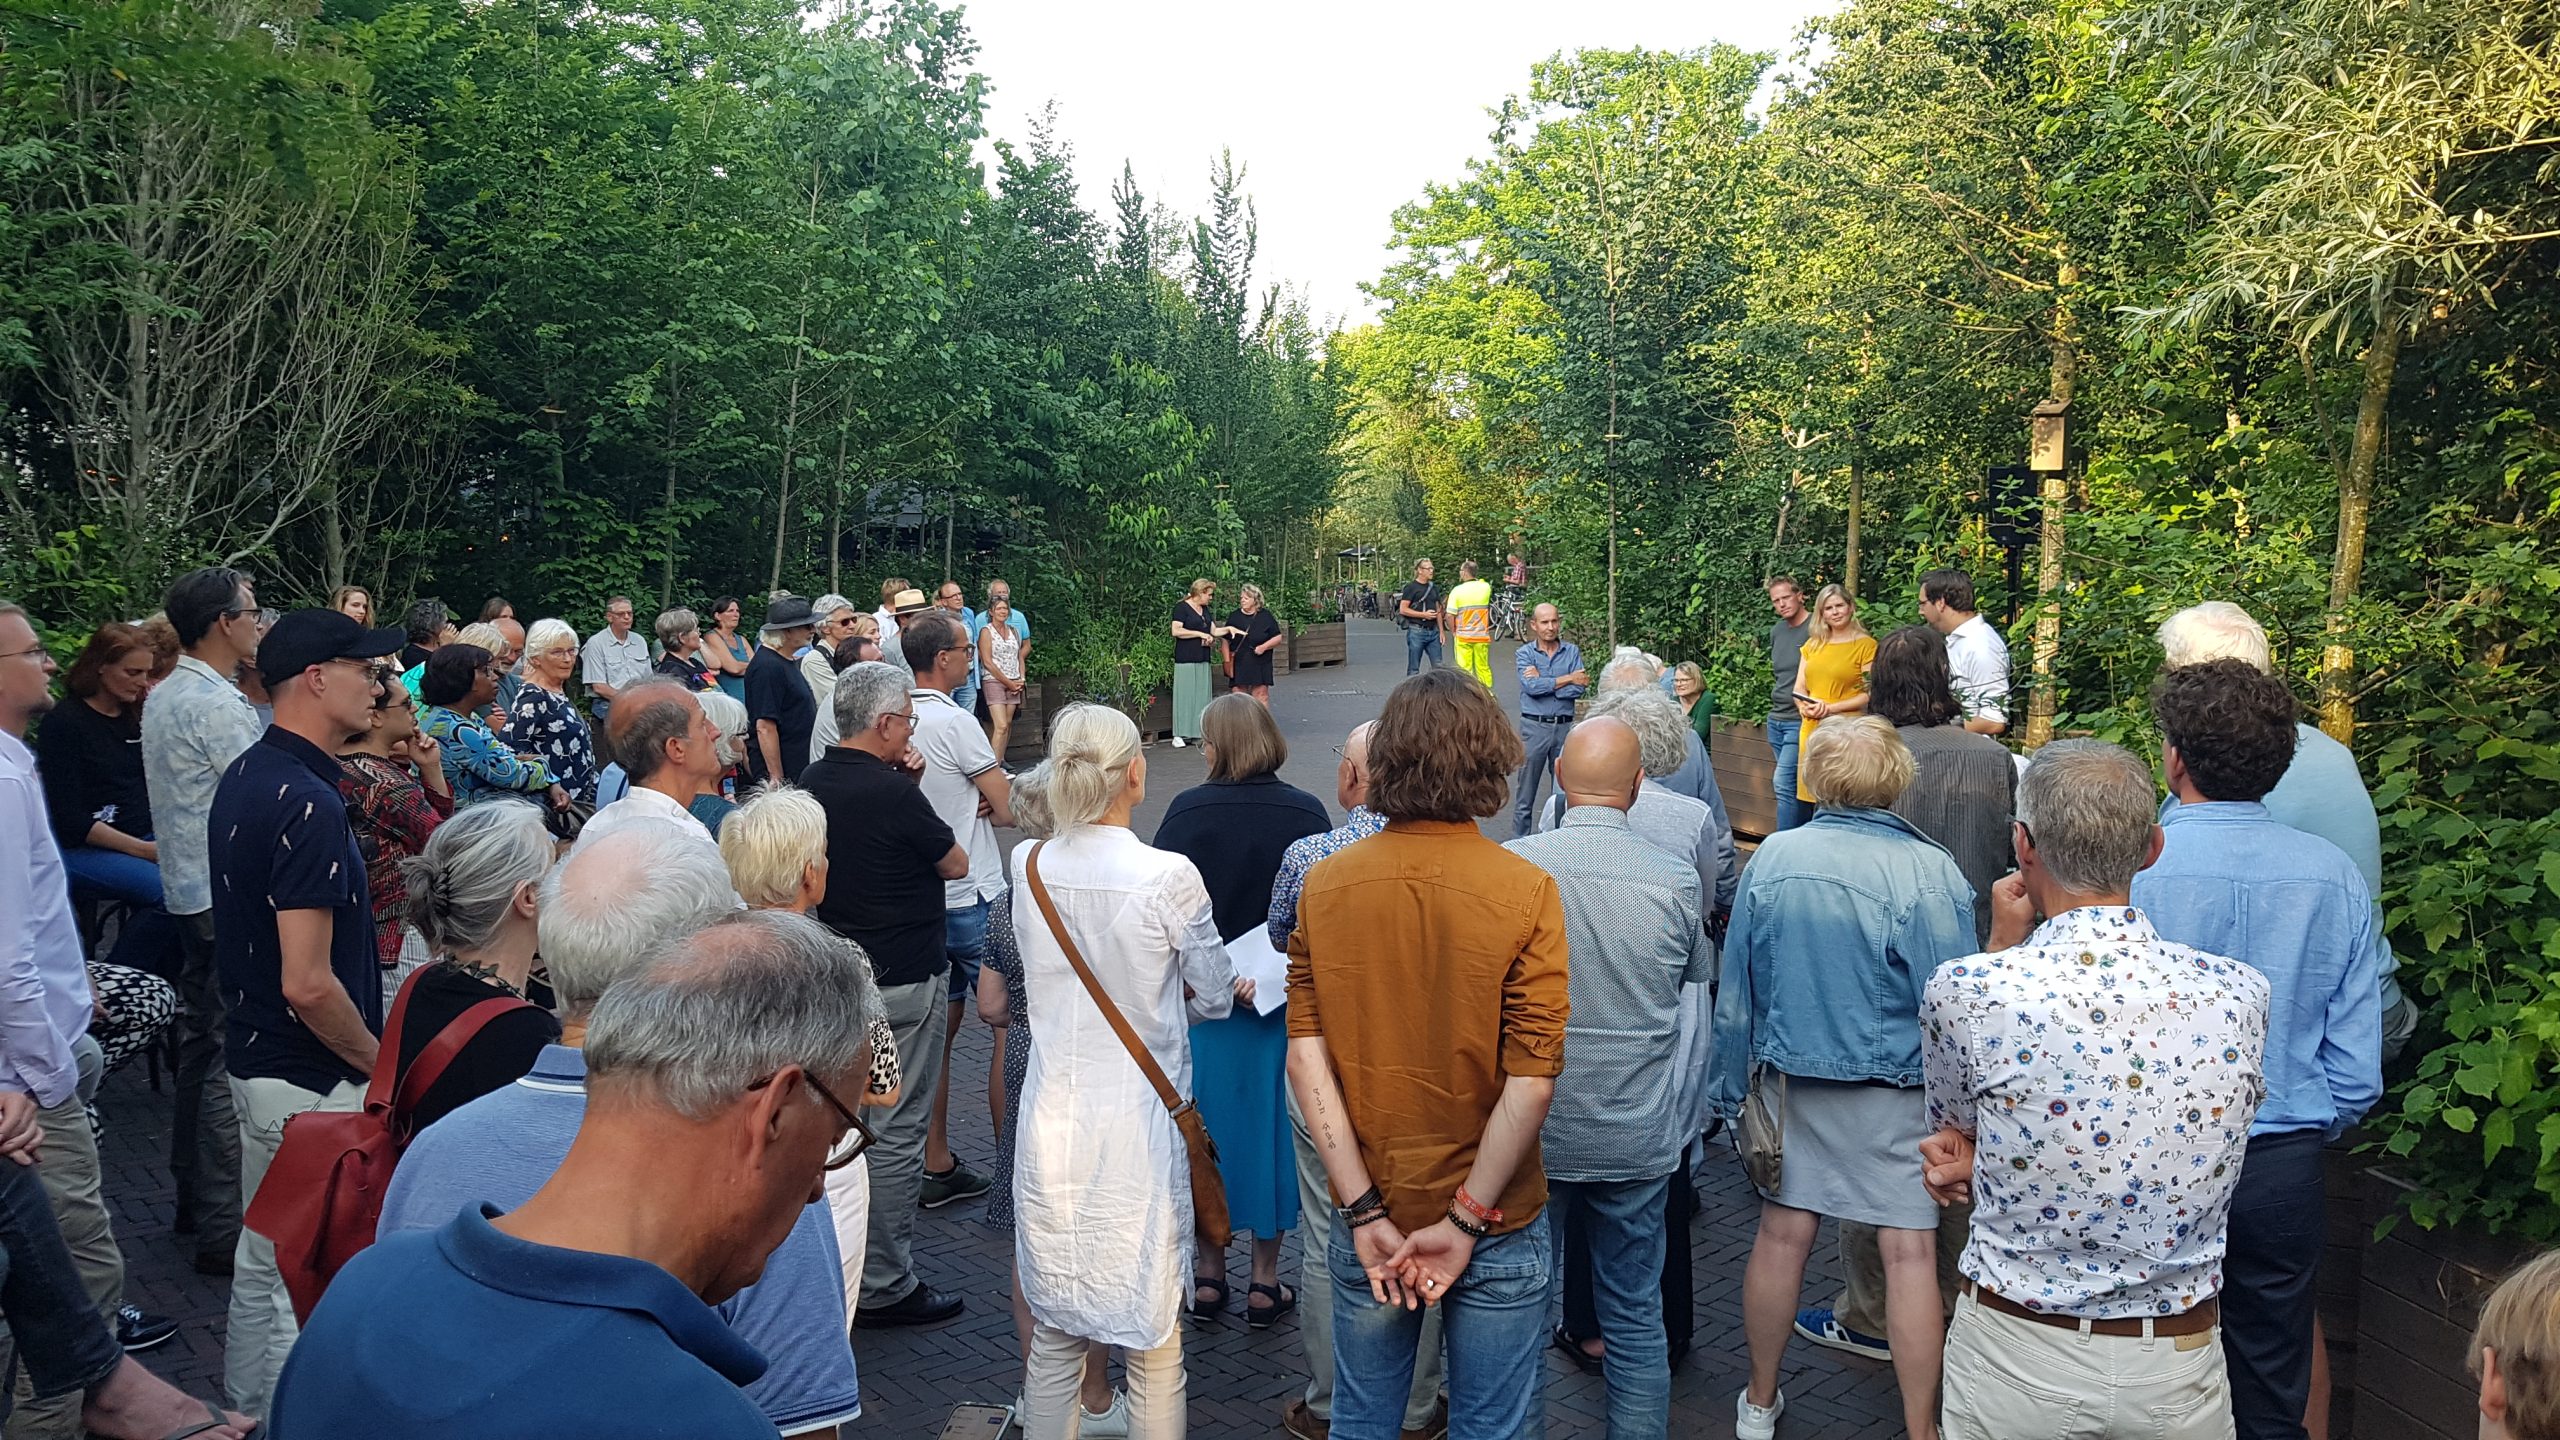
[1285,668,1567,1440]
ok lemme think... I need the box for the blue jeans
[1765,717,1810,832]
[1548,1177,1671,1439]
[1404,625,1443,674]
[952,674,981,719]
[0,1154,123,1417]
[1512,717,1572,838]
[944,899,990,1004]
[1331,1211,1549,1440]
[62,843,181,979]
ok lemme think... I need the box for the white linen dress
[1010,825,1235,1350]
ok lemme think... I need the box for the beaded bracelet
[1445,1204,1491,1239]
[1346,1205,1392,1230]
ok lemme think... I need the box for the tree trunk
[1844,443,1864,596]
[2320,307,2405,743]
[2024,261,2079,751]
[659,368,682,609]
[826,420,848,598]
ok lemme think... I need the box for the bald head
[494,616,525,662]
[1554,716,1643,812]
[1338,720,1377,812]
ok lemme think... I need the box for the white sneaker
[1735,1387,1785,1440]
[1169,736,1187,748]
[1079,1390,1133,1439]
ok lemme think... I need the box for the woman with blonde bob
[718,783,902,1322]
[1708,715,1976,1440]
[1008,703,1247,1439]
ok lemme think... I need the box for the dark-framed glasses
[749,1070,875,1169]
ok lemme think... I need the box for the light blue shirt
[1,730,88,1104]
[381,1044,861,1433]
[1515,639,1586,719]
[139,654,263,915]
[2133,800,2385,1138]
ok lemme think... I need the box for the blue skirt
[1189,1004,1298,1238]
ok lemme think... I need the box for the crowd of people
[0,553,2549,1440]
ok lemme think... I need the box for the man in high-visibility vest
[1448,560,1496,687]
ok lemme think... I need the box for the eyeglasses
[886,709,918,729]
[0,643,49,664]
[748,1070,875,1169]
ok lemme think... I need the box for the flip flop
[1551,1324,1604,1376]
[1247,1281,1297,1330]
[160,1398,257,1439]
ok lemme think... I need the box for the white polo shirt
[908,687,1005,909]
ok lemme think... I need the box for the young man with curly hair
[2132,658,2387,1440]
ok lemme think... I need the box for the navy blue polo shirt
[210,725,385,1092]
[267,1204,775,1439]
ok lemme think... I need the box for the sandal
[161,1398,258,1439]
[1247,1281,1297,1330]
[1551,1324,1605,1376]
[1190,1274,1229,1319]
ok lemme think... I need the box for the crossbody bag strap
[1024,843,1188,1118]
[390,994,539,1122]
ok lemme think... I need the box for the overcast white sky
[956,0,1830,328]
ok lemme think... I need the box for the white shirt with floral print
[1921,905,2270,1318]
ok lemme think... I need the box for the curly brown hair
[2149,658,2299,801]
[1366,668,1523,822]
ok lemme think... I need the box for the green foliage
[1345,0,2560,1234]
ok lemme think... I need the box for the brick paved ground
[88,618,1910,1437]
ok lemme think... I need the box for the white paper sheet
[1223,926,1290,1017]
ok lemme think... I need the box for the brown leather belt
[1962,1281,2219,1338]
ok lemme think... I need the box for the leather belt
[1962,1281,2218,1338]
[1519,712,1574,725]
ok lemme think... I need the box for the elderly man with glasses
[287,884,881,1438]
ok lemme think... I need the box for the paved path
[92,618,1909,1437]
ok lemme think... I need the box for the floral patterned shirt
[502,685,597,804]
[1264,805,1386,950]
[1920,905,2270,1318]
[337,751,454,969]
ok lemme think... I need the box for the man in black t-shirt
[744,597,818,786]
[210,608,404,1413]
[801,660,970,1328]
[1397,557,1445,675]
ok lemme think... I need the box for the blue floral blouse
[502,684,596,803]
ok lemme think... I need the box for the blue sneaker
[1793,1306,1891,1360]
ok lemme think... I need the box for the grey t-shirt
[1768,615,1812,718]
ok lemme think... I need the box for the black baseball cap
[258,609,405,687]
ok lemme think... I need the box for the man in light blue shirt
[1512,603,1587,837]
[2133,659,2383,1440]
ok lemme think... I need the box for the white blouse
[1009,825,1234,1349]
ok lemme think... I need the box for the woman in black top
[1150,693,1330,1325]
[1167,578,1223,748]
[393,799,562,1131]
[39,621,181,1068]
[1223,583,1285,708]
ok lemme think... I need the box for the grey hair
[540,824,738,1016]
[832,660,911,739]
[812,593,854,619]
[719,785,828,909]
[524,617,577,659]
[455,621,507,655]
[697,689,748,768]
[2016,739,2161,896]
[2155,601,2271,674]
[1596,645,1663,693]
[1012,703,1137,837]
[582,910,881,1122]
[1586,687,1688,779]
[654,607,698,648]
[401,799,555,955]
[613,679,698,783]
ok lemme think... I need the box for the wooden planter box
[1271,628,1293,677]
[2354,1168,2528,1440]
[1003,679,1060,763]
[1711,718,1780,842]
[1293,620,1347,668]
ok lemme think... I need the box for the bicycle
[1491,585,1527,642]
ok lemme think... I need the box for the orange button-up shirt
[1285,819,1570,1235]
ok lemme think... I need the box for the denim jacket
[1707,806,1977,1116]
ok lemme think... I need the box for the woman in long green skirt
[1169,577,1221,748]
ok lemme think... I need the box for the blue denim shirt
[1516,640,1586,719]
[1708,807,1977,1116]
[2131,800,2385,1138]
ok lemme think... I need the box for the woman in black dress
[1223,583,1285,709]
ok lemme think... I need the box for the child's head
[2476,1250,2560,1440]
